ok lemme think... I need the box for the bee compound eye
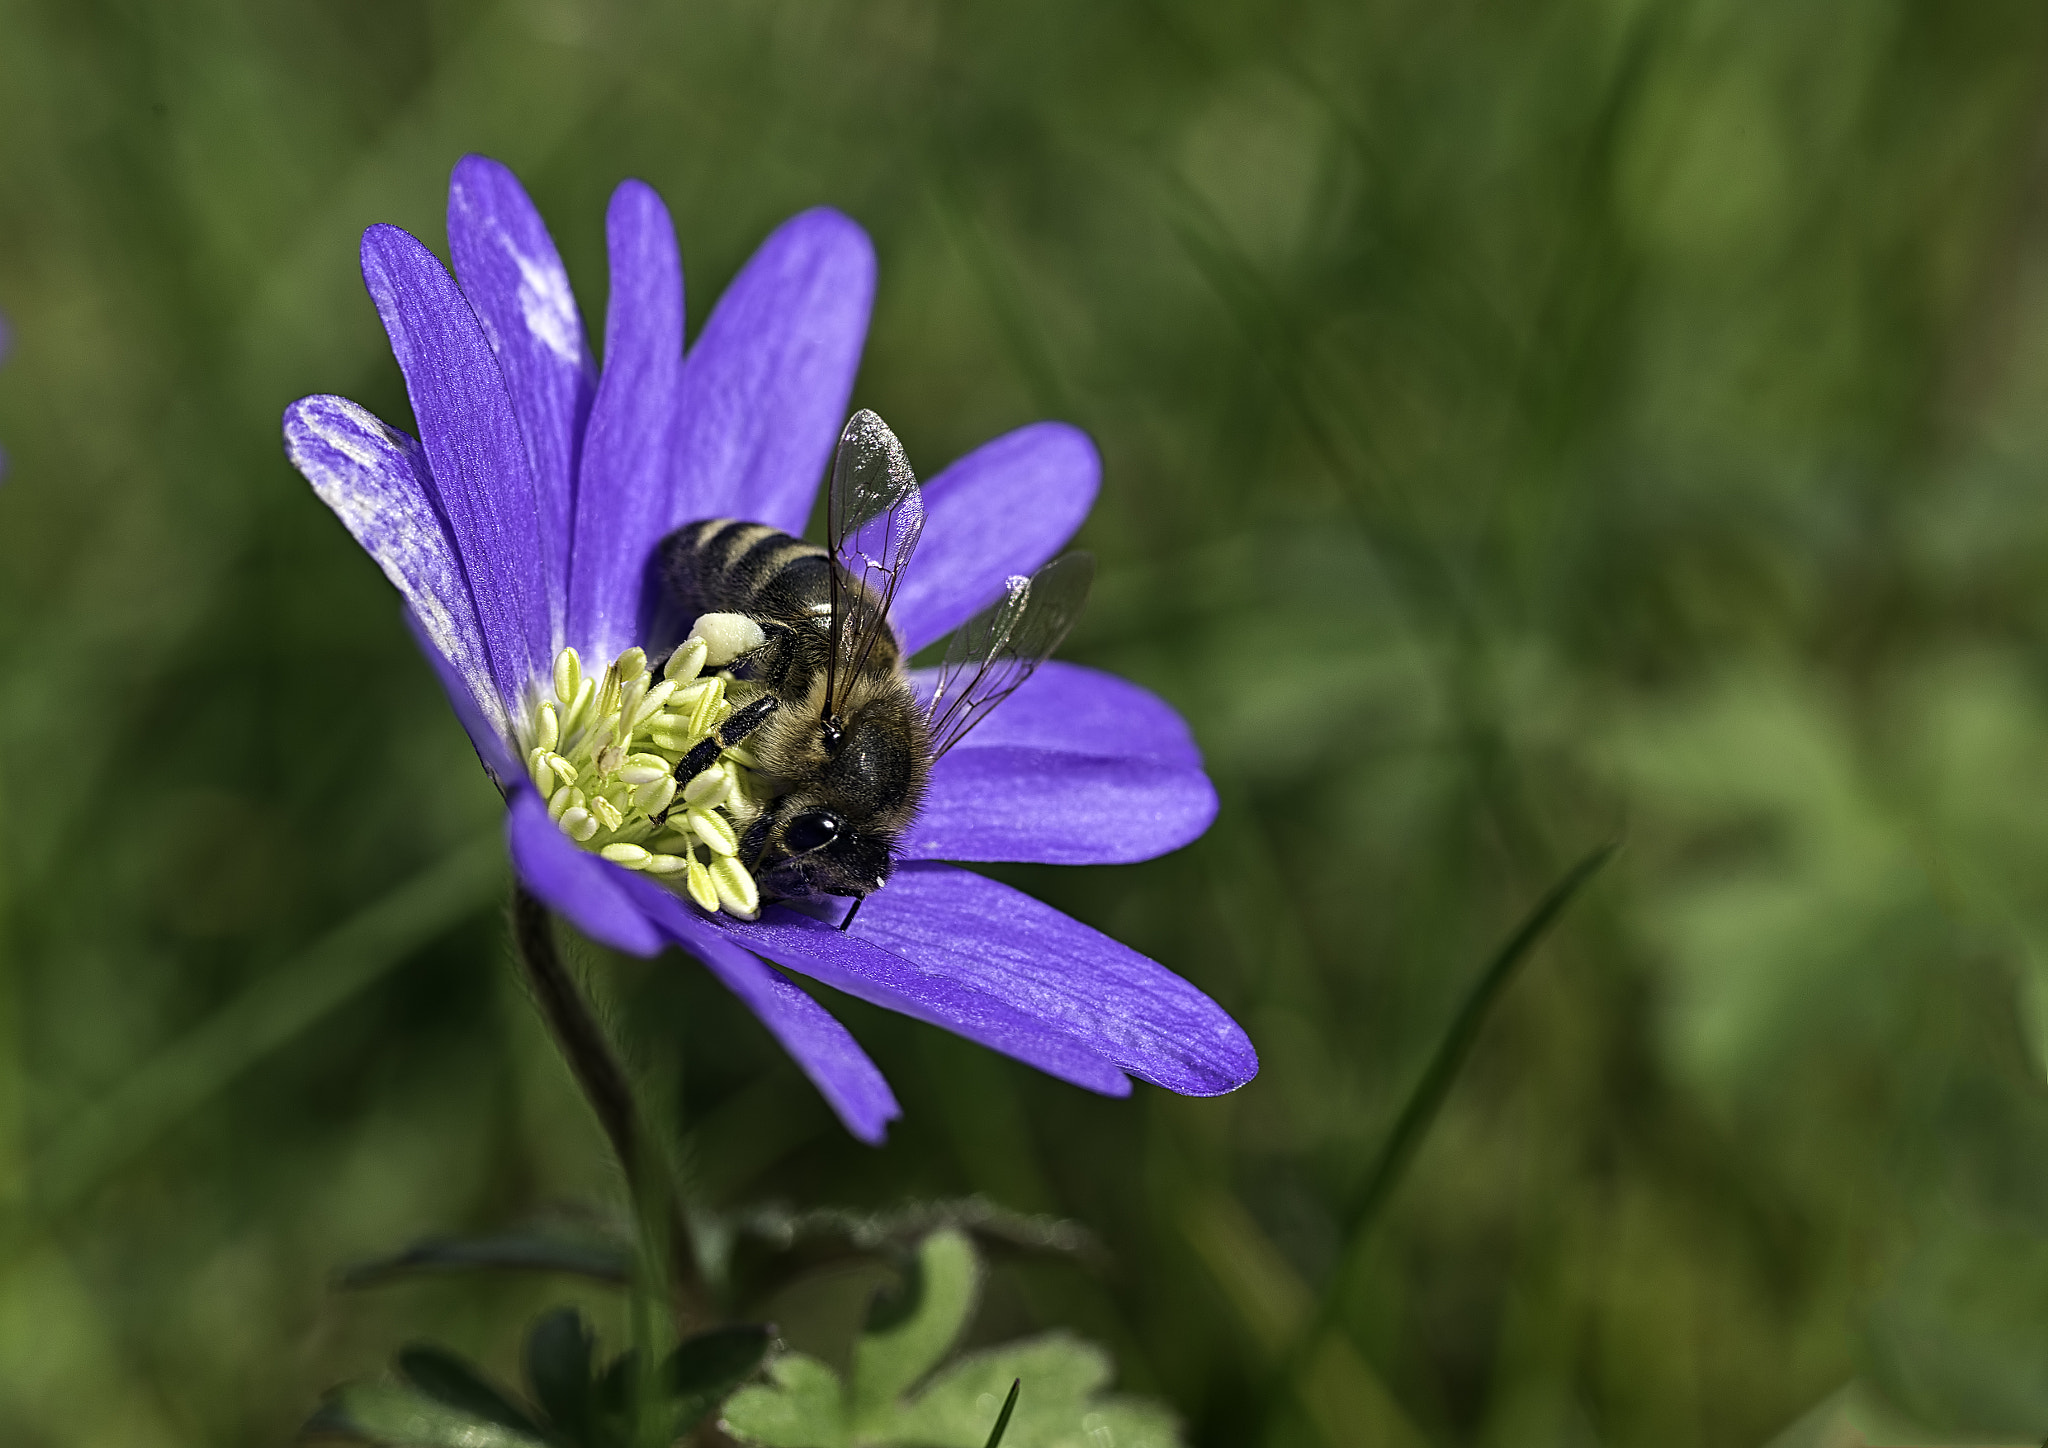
[784,811,841,855]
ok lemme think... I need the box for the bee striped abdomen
[659,518,833,627]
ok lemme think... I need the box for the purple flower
[282,156,1255,1142]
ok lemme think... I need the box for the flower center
[517,635,762,920]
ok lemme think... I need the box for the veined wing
[925,551,1095,758]
[824,409,924,714]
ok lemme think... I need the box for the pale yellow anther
[688,807,738,856]
[664,637,708,684]
[619,758,670,787]
[685,857,720,911]
[617,676,649,742]
[710,856,759,918]
[553,648,584,705]
[688,678,727,737]
[561,676,597,735]
[633,776,677,814]
[528,635,763,916]
[632,679,677,729]
[671,678,717,712]
[683,765,733,809]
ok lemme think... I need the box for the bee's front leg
[674,694,778,782]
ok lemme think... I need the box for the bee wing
[825,409,925,714]
[925,551,1095,759]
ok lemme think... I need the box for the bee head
[755,804,895,899]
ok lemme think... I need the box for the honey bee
[653,409,1092,911]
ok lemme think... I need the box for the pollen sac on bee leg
[686,612,767,668]
[520,644,764,920]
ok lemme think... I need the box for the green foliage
[9,0,2048,1443]
[722,1230,1179,1448]
[309,1311,769,1448]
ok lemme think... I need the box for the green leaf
[721,1353,848,1448]
[980,1379,1020,1448]
[396,1345,551,1440]
[849,1228,981,1433]
[664,1323,774,1437]
[341,1232,632,1289]
[523,1309,597,1444]
[305,1381,552,1447]
[892,1334,1180,1448]
[719,1230,1184,1448]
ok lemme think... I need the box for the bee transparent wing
[925,551,1095,759]
[825,409,924,714]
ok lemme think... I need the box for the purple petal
[913,661,1203,766]
[846,864,1256,1096]
[671,209,874,537]
[902,749,1216,865]
[568,180,684,662]
[505,791,665,956]
[713,912,1133,1096]
[624,880,901,1143]
[900,662,1216,863]
[363,224,555,703]
[406,610,518,783]
[284,395,507,745]
[890,424,1100,653]
[447,155,593,635]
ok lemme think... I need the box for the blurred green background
[9,0,2048,1443]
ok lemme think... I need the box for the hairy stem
[511,885,712,1323]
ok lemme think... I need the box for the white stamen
[632,679,677,728]
[525,638,765,917]
[710,856,759,919]
[683,765,733,809]
[664,637,708,683]
[688,807,738,856]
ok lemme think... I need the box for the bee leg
[674,694,779,781]
[837,896,864,933]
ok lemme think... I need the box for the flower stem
[510,885,713,1323]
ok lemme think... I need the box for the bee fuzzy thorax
[518,637,764,920]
